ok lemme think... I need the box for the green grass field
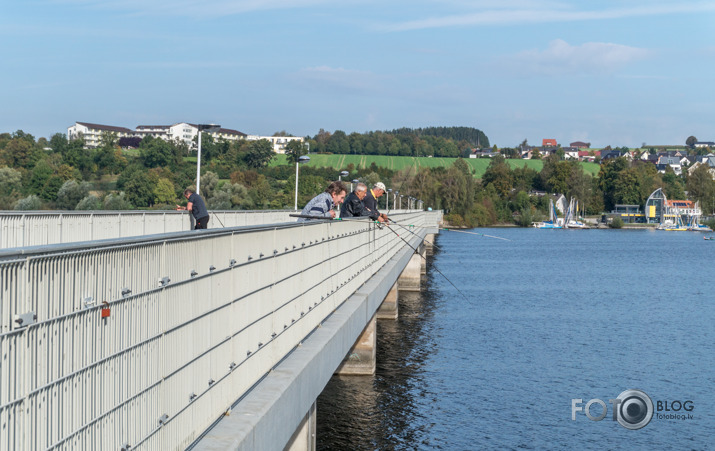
[270,154,600,178]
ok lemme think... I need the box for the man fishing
[298,181,347,221]
[363,182,389,223]
[341,182,381,221]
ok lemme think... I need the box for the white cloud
[381,2,715,32]
[503,39,650,75]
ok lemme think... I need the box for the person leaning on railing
[176,188,210,229]
[341,182,383,222]
[298,181,347,221]
[363,182,389,223]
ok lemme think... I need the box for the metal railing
[0,210,419,249]
[0,211,440,451]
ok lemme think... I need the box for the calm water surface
[317,228,714,450]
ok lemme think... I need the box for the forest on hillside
[306,126,488,158]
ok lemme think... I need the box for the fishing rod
[382,221,471,303]
[393,223,511,241]
[290,213,470,301]
[209,211,226,228]
[386,218,442,250]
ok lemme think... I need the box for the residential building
[67,122,135,148]
[246,135,304,154]
[542,139,557,147]
[69,121,247,149]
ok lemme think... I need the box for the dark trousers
[195,215,210,229]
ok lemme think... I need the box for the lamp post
[393,191,398,210]
[399,195,404,210]
[196,123,220,195]
[294,155,310,210]
[386,189,392,210]
[338,170,349,181]
[351,179,359,193]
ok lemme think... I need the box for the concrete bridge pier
[335,314,377,375]
[424,233,436,256]
[376,282,398,320]
[284,402,316,451]
[398,247,423,292]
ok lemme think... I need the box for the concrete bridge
[0,209,441,450]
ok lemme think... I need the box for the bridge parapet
[0,211,439,450]
[0,209,423,249]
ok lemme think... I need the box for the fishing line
[386,218,442,250]
[209,211,226,228]
[382,223,471,303]
[397,223,511,242]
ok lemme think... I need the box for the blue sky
[2,0,714,148]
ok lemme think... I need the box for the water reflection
[317,262,439,450]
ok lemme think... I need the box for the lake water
[317,228,714,450]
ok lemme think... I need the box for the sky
[2,0,714,148]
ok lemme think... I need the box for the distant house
[542,139,557,147]
[601,149,629,161]
[578,151,595,162]
[656,156,683,175]
[687,156,715,178]
[694,141,715,148]
[562,147,579,160]
[470,149,497,158]
[570,141,590,149]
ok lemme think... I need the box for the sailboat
[532,199,563,229]
[563,198,589,229]
[687,214,712,232]
[657,215,687,231]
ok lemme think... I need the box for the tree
[56,180,91,209]
[153,178,176,205]
[15,195,43,210]
[244,139,275,169]
[284,140,308,164]
[686,136,698,148]
[76,195,102,210]
[124,171,155,207]
[140,136,177,168]
[686,164,715,214]
[482,155,513,197]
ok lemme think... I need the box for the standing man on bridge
[363,182,389,223]
[177,188,210,229]
[298,181,347,221]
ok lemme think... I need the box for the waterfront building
[645,188,701,225]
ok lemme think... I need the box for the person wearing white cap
[364,182,388,223]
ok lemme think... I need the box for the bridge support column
[284,401,316,451]
[335,314,376,375]
[376,282,398,320]
[398,251,422,291]
[424,234,435,256]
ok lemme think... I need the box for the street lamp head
[298,155,310,163]
[198,124,221,133]
[340,171,349,177]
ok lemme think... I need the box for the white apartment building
[68,122,247,149]
[67,122,136,148]
[246,135,304,154]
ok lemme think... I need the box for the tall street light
[351,179,359,193]
[294,155,310,210]
[196,123,220,195]
[338,170,349,181]
[386,189,392,210]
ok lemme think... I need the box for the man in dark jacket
[363,182,388,223]
[340,183,379,220]
[177,188,210,229]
